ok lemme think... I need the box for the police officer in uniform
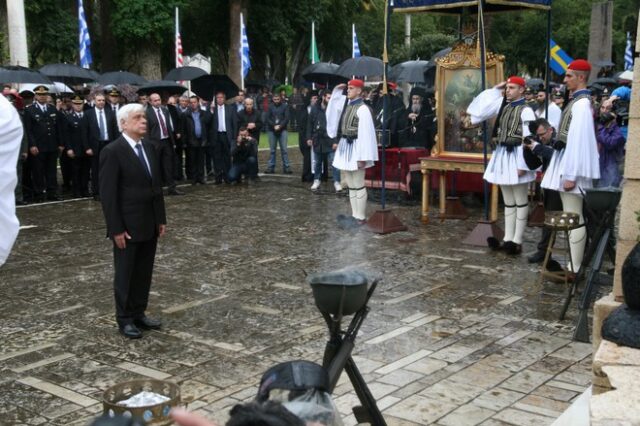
[64,95,91,197]
[24,85,65,201]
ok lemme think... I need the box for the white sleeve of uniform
[326,87,346,139]
[467,87,503,125]
[549,103,562,132]
[520,107,536,137]
[0,96,23,267]
[355,105,378,164]
[562,98,600,182]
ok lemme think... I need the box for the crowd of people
[2,79,439,206]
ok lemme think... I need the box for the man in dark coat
[99,103,167,339]
[298,91,318,183]
[84,93,118,200]
[63,95,91,197]
[209,91,238,184]
[146,93,182,195]
[400,87,435,150]
[23,85,65,201]
[308,90,340,192]
[181,95,211,185]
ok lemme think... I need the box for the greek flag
[240,13,251,78]
[78,0,92,69]
[625,32,634,71]
[352,24,361,58]
[549,39,572,75]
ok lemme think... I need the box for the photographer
[228,126,258,183]
[596,103,625,188]
[523,118,563,270]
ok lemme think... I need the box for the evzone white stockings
[341,169,367,220]
[559,191,586,272]
[500,183,529,245]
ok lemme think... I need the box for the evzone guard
[467,76,537,255]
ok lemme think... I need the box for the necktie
[156,108,168,138]
[98,109,107,140]
[135,143,151,177]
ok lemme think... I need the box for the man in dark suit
[146,93,182,195]
[23,85,65,201]
[63,95,91,197]
[99,103,167,339]
[209,91,237,184]
[182,95,211,185]
[84,93,118,200]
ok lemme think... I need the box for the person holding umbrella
[326,79,378,228]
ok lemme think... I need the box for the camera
[523,135,537,145]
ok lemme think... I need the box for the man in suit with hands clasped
[99,103,167,339]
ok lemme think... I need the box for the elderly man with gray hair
[99,103,167,339]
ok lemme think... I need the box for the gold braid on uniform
[497,103,530,152]
[557,93,592,145]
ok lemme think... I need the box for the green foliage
[111,0,185,44]
[24,0,77,66]
[389,33,456,64]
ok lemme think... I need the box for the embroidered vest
[497,102,531,146]
[557,93,591,143]
[340,101,361,139]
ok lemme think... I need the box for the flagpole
[240,13,245,91]
[175,7,179,68]
[352,24,355,58]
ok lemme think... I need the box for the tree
[24,0,76,66]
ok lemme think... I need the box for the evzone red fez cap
[348,79,364,88]
[568,59,591,71]
[388,81,398,90]
[506,76,526,87]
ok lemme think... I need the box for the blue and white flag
[352,24,361,58]
[625,32,634,71]
[549,39,572,75]
[78,0,92,69]
[240,13,251,78]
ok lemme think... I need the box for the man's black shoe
[283,168,293,174]
[120,324,143,339]
[546,259,564,272]
[528,251,546,264]
[264,169,275,174]
[168,188,184,195]
[134,316,162,330]
[15,200,27,206]
[487,237,503,251]
[503,241,522,255]
[47,194,61,201]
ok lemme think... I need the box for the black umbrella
[191,74,239,101]
[98,71,147,86]
[336,56,384,78]
[593,77,618,87]
[137,80,187,96]
[39,63,95,85]
[0,65,52,84]
[391,60,434,84]
[163,66,207,81]
[301,62,348,86]
[430,47,452,62]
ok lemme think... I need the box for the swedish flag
[550,40,573,75]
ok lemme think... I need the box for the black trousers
[151,138,176,189]
[60,150,73,188]
[188,145,205,183]
[536,188,564,252]
[299,142,313,182]
[30,150,58,197]
[89,141,109,196]
[174,141,186,180]
[72,156,91,197]
[213,132,231,181]
[113,237,158,327]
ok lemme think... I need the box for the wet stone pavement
[0,159,599,425]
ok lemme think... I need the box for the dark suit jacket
[63,112,89,156]
[209,104,237,149]
[182,109,211,148]
[146,106,175,144]
[84,107,119,152]
[99,135,166,242]
[23,103,65,152]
